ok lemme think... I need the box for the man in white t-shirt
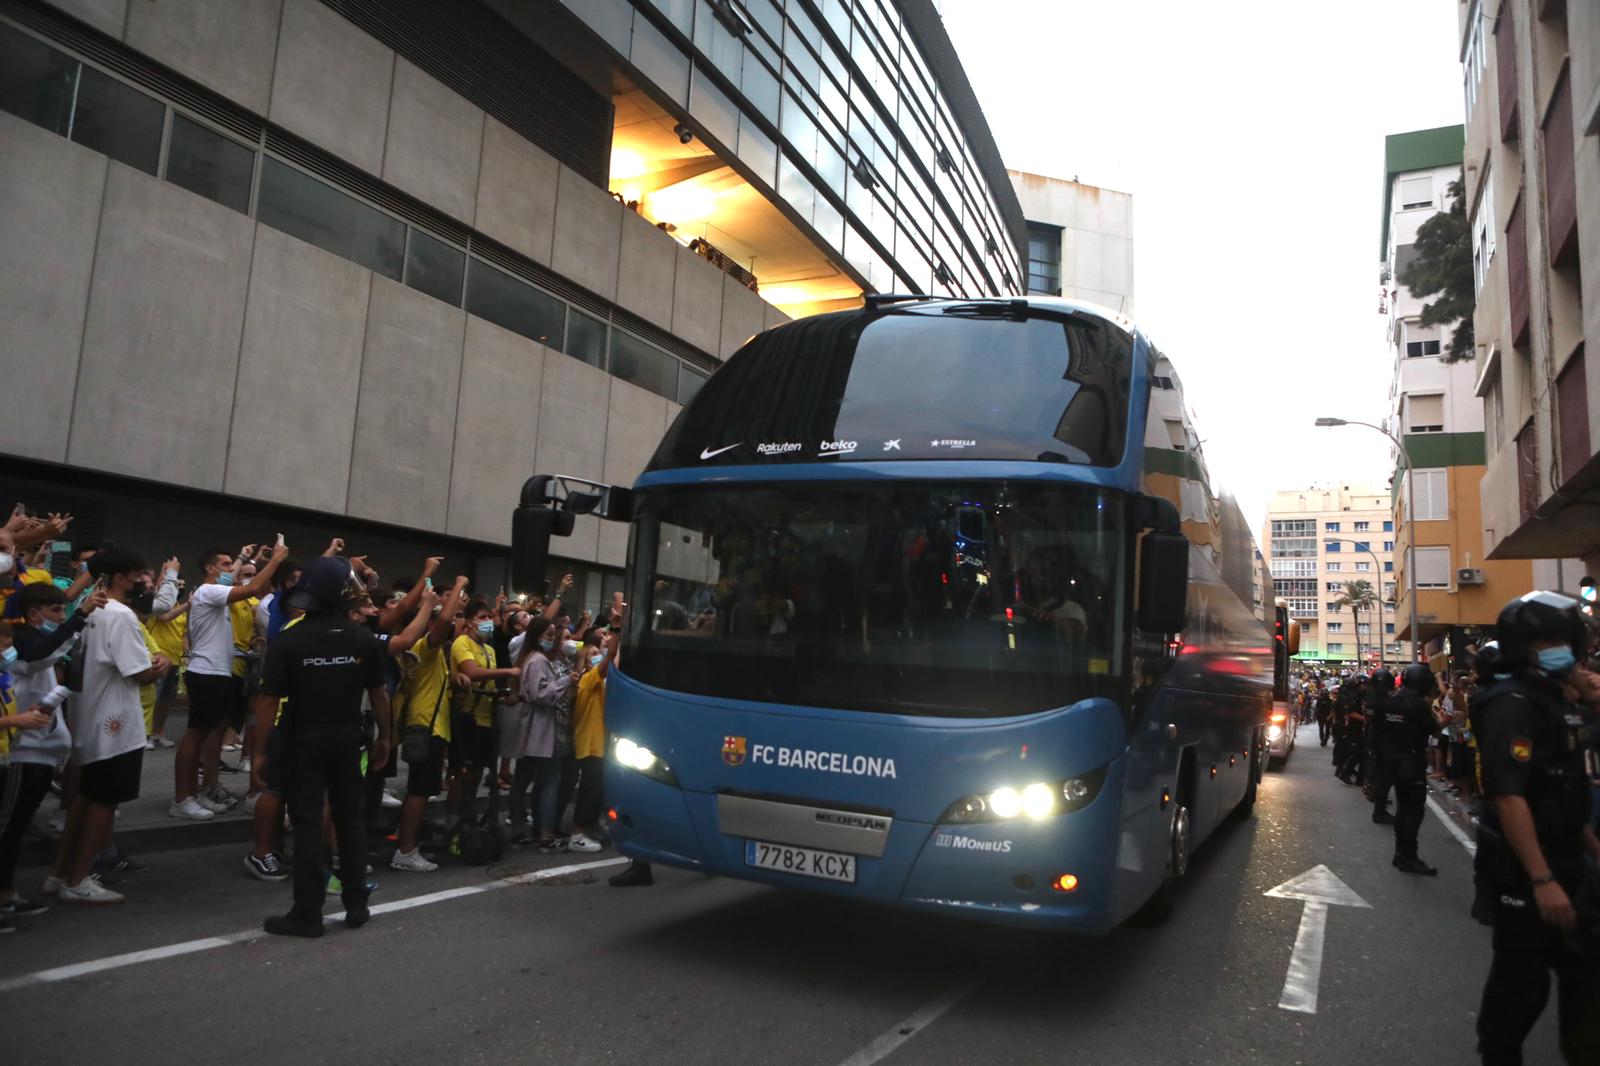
[47,548,171,904]
[171,543,289,821]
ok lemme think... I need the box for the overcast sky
[943,0,1467,531]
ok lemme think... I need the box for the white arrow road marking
[1265,864,1371,1014]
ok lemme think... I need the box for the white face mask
[0,552,13,576]
[562,640,579,657]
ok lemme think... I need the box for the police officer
[1469,640,1511,925]
[1315,683,1334,746]
[1380,663,1440,875]
[253,557,392,938]
[1367,668,1396,823]
[1476,591,1600,1064]
[1334,675,1367,784]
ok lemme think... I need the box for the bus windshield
[624,482,1129,717]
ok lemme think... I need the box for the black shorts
[79,747,144,806]
[406,735,447,798]
[449,713,493,771]
[157,670,180,701]
[184,672,237,731]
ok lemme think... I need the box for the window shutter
[1408,469,1449,521]
[1399,176,1433,208]
[1414,546,1451,588]
[1407,394,1444,431]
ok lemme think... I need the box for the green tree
[1333,579,1379,665]
[1397,175,1475,363]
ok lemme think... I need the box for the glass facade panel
[565,307,608,368]
[464,259,566,347]
[404,227,466,305]
[677,365,707,405]
[165,114,254,214]
[257,157,405,279]
[0,25,76,134]
[611,329,679,399]
[630,11,688,105]
[71,66,163,175]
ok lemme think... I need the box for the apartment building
[1380,125,1541,659]
[1008,170,1135,316]
[1457,0,1600,579]
[1263,485,1411,666]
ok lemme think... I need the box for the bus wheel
[1233,754,1259,820]
[1135,800,1190,925]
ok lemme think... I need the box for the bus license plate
[744,840,857,883]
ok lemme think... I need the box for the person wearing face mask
[566,629,615,853]
[506,621,574,851]
[447,599,520,829]
[0,620,62,931]
[45,548,171,904]
[1475,590,1600,1065]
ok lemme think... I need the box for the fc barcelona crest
[722,735,747,766]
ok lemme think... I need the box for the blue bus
[521,296,1273,932]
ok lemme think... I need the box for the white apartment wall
[1008,170,1135,316]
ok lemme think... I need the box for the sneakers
[40,876,63,897]
[1393,855,1439,876]
[263,911,324,938]
[59,875,124,904]
[199,785,240,812]
[169,797,216,821]
[244,851,289,883]
[566,834,603,853]
[145,738,157,751]
[389,848,438,873]
[381,790,402,810]
[95,853,149,877]
[149,734,175,748]
[344,898,371,929]
[0,896,48,917]
[537,837,566,854]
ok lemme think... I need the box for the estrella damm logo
[722,735,747,767]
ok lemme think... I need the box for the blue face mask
[217,572,236,587]
[589,653,605,668]
[1537,646,1577,676]
[0,646,15,669]
[538,639,555,652]
[476,620,495,639]
[38,619,59,634]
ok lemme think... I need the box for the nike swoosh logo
[699,444,741,460]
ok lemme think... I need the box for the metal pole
[1338,420,1421,664]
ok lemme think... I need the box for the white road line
[836,980,981,1066]
[0,856,627,994]
[1277,901,1329,1014]
[1426,795,1477,856]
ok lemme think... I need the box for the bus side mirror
[511,504,574,596]
[1138,532,1189,633]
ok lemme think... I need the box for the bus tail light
[1051,873,1079,893]
[1268,710,1288,725]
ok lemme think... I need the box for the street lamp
[1315,416,1420,663]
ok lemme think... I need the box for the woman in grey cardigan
[502,620,573,849]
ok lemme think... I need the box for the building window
[1152,375,1175,390]
[1384,561,1394,572]
[1325,521,1341,532]
[1463,1,1487,124]
[1383,540,1394,551]
[1025,222,1061,296]
[1326,601,1342,612]
[462,259,565,348]
[1355,561,1372,572]
[1405,338,1443,358]
[1328,642,1345,655]
[1325,582,1342,593]
[1325,541,1341,553]
[1353,521,1370,532]
[1410,545,1452,589]
[1326,561,1342,572]
[1327,622,1343,633]
[1471,170,1496,295]
[1353,541,1371,552]
[1273,519,1317,537]
[403,229,466,306]
[1404,468,1450,521]
[257,158,406,281]
[1385,583,1397,599]
[564,308,608,369]
[1386,623,1395,634]
[1383,521,1393,532]
[1405,394,1445,434]
[610,329,680,400]
[1399,175,1434,210]
[165,114,255,214]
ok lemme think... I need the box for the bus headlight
[611,735,679,787]
[940,766,1108,824]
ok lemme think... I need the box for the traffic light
[1581,576,1597,618]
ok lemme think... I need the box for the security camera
[674,123,694,145]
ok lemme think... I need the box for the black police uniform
[1476,675,1600,1064]
[258,612,388,929]
[1379,677,1437,873]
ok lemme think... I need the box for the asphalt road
[1,723,1558,1065]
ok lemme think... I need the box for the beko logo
[817,439,858,456]
[756,442,802,456]
[815,811,889,833]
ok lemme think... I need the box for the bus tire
[1135,791,1192,925]
[1233,761,1258,819]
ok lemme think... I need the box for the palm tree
[1333,579,1379,666]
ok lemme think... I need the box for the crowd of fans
[0,506,621,929]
